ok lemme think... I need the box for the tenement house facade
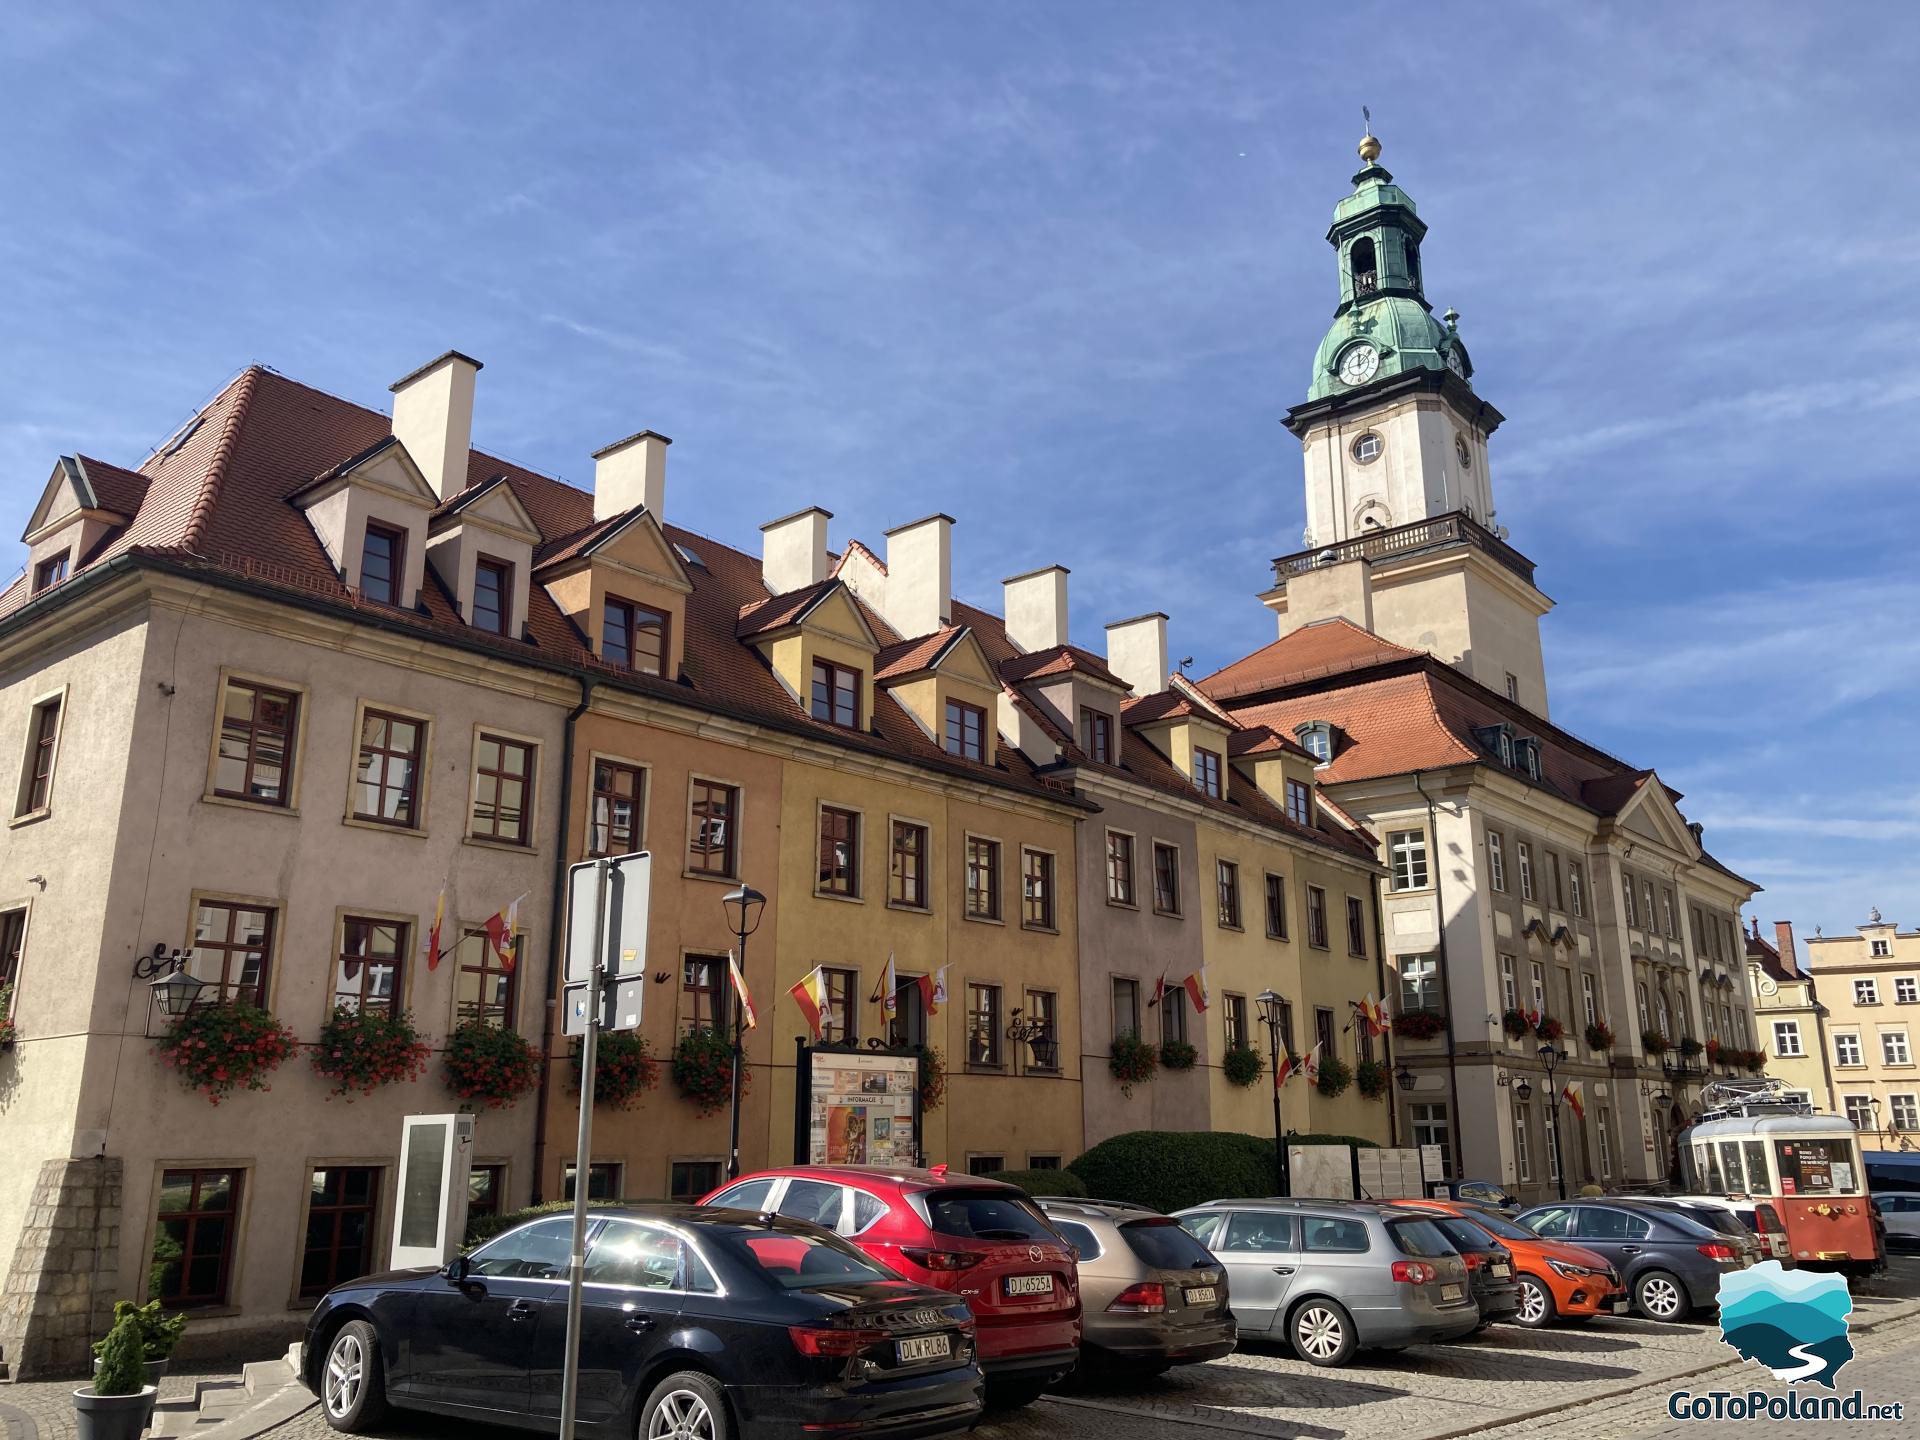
[1196,133,1760,1200]
[1800,911,1920,1149]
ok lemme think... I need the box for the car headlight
[1547,1259,1602,1280]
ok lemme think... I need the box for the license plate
[1612,1298,1631,1314]
[1441,1283,1463,1302]
[896,1334,951,1363]
[1005,1274,1053,1297]
[1491,1262,1511,1278]
[1184,1286,1217,1305]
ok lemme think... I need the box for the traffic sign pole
[558,857,609,1440]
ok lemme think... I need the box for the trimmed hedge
[982,1168,1090,1199]
[1067,1130,1379,1214]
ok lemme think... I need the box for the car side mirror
[443,1256,470,1285]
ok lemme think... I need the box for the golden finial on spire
[1358,104,1381,164]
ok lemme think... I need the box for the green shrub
[1222,1044,1263,1087]
[1315,1056,1353,1098]
[982,1168,1089,1199]
[91,1300,186,1362]
[1067,1130,1386,1214]
[464,1198,626,1249]
[92,1313,147,1396]
[1158,1040,1197,1071]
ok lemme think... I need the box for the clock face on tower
[1446,347,1466,378]
[1336,342,1380,387]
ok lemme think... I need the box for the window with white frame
[1856,979,1880,1006]
[1487,832,1506,892]
[1399,955,1440,1016]
[1892,1094,1919,1131]
[1871,939,1892,957]
[1597,1106,1612,1177]
[1773,1020,1803,1057]
[1637,981,1651,1033]
[1500,954,1517,1012]
[1582,974,1598,1027]
[1411,1103,1453,1178]
[1517,841,1534,901]
[1569,865,1584,917]
[1529,961,1546,1015]
[1388,830,1429,891]
[1835,1033,1863,1067]
[1622,879,1637,927]
[1884,1030,1912,1066]
[1662,890,1675,938]
[1512,1106,1531,1182]
[1545,1113,1561,1185]
[1897,977,1919,1005]
[1844,1096,1875,1130]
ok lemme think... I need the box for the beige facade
[1746,920,1835,1114]
[1801,913,1920,1149]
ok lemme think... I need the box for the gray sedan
[1517,1201,1747,1322]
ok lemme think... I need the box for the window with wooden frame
[1346,895,1367,956]
[359,523,405,606]
[965,836,1000,920]
[1152,842,1181,915]
[821,967,858,1045]
[1216,859,1241,928]
[967,983,1003,1066]
[1111,977,1141,1040]
[1265,873,1288,939]
[589,760,644,857]
[1186,747,1219,799]
[353,709,425,828]
[1285,779,1312,827]
[1021,848,1055,929]
[1315,1006,1336,1057]
[466,1164,506,1221]
[818,806,860,897]
[472,556,513,635]
[333,916,407,1016]
[1306,885,1329,949]
[0,906,23,992]
[687,779,739,877]
[565,1163,623,1202]
[810,659,861,729]
[213,679,298,807]
[680,954,730,1035]
[944,699,987,762]
[1224,993,1248,1052]
[668,1161,722,1204]
[1024,989,1059,1071]
[31,550,69,594]
[1358,1018,1375,1064]
[1106,831,1135,905]
[471,733,535,845]
[152,1168,243,1307]
[1079,708,1113,764]
[889,820,929,909]
[188,900,274,1008]
[888,972,927,1049]
[603,597,668,676]
[1158,984,1188,1045]
[16,694,62,817]
[455,926,516,1028]
[299,1166,381,1297]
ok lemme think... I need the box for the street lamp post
[1256,990,1291,1197]
[1539,1043,1568,1201]
[721,883,766,1179]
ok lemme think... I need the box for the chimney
[883,513,953,637]
[761,507,832,595]
[591,430,671,522]
[1003,565,1070,653]
[1774,921,1800,977]
[1105,612,1169,697]
[390,350,482,500]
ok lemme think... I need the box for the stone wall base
[0,1157,122,1381]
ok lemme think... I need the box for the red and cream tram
[1677,1079,1884,1276]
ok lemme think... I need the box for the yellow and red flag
[1562,1080,1586,1122]
[790,967,833,1041]
[728,951,757,1030]
[484,892,527,973]
[425,884,448,971]
[1182,967,1210,1013]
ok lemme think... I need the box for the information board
[807,1051,920,1167]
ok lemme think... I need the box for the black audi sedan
[301,1205,983,1440]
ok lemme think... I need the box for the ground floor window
[565,1162,623,1201]
[1410,1103,1452,1178]
[152,1168,243,1307]
[669,1160,723,1202]
[468,1164,506,1220]
[1512,1105,1531,1182]
[300,1167,381,1297]
[1027,1154,1062,1170]
[967,1154,1005,1176]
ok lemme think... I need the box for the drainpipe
[531,675,597,1205]
[1412,769,1466,1181]
[1369,872,1397,1147]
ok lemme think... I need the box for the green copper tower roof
[1304,135,1473,403]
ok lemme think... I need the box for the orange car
[1387,1200,1627,1328]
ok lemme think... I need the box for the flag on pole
[425,883,448,971]
[919,965,950,1017]
[1358,994,1388,1035]
[1301,1043,1321,1086]
[728,950,758,1030]
[1561,1080,1586,1121]
[790,967,833,1041]
[484,893,528,972]
[1146,971,1171,1008]
[882,953,899,1021]
[1275,1049,1297,1087]
[1183,967,1210,1013]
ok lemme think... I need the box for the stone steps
[148,1346,310,1439]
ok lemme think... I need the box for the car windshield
[924,1191,1053,1242]
[715,1229,895,1289]
[1453,1210,1538,1243]
[1121,1218,1217,1269]
[1386,1218,1455,1258]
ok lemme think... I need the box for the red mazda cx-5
[705,1165,1080,1406]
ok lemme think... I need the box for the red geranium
[156,1002,298,1105]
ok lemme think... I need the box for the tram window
[1721,1141,1746,1193]
[1702,1144,1724,1192]
[1744,1142,1770,1193]
[1774,1138,1858,1196]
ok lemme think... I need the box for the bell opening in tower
[1350,236,1378,296]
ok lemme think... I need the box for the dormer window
[604,597,668,675]
[1295,721,1335,764]
[360,524,405,606]
[1516,739,1542,782]
[472,557,512,635]
[1285,778,1313,827]
[1079,708,1113,764]
[1473,722,1515,767]
[811,660,861,729]
[944,699,986,762]
[32,551,69,595]
[1194,747,1223,799]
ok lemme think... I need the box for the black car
[1410,1211,1520,1325]
[302,1206,983,1440]
[1427,1179,1521,1212]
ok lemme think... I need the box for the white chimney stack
[1105,612,1170,697]
[390,350,482,501]
[1003,565,1070,653]
[884,513,954,638]
[592,429,672,522]
[761,506,833,595]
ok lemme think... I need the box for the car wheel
[984,1377,1051,1410]
[1513,1275,1556,1328]
[320,1320,389,1433]
[1288,1298,1358,1366]
[641,1370,730,1440]
[1633,1270,1691,1323]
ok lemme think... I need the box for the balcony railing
[1271,511,1536,589]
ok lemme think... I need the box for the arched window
[1350,237,1378,296]
[1405,240,1422,292]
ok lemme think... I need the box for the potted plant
[1584,1019,1615,1052]
[443,1019,542,1110]
[1501,1008,1531,1040]
[671,1028,738,1115]
[74,1310,156,1440]
[1393,1010,1444,1041]
[1641,1029,1670,1056]
[569,1029,659,1110]
[1744,1048,1767,1074]
[1355,1057,1390,1098]
[154,1001,298,1105]
[1677,1036,1703,1059]
[916,1046,947,1111]
[1315,1056,1354,1098]
[1705,1038,1724,1066]
[1222,1044,1264,1088]
[91,1299,186,1387]
[310,1005,432,1100]
[1159,1039,1198,1071]
[1108,1031,1157,1096]
[1534,1015,1565,1042]
[0,981,17,1052]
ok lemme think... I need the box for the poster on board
[807,1050,920,1167]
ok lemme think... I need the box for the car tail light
[789,1325,888,1357]
[1390,1261,1438,1284]
[899,1247,984,1272]
[1697,1242,1739,1261]
[1461,1251,1485,1270]
[1107,1282,1166,1315]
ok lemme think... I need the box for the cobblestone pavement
[8,1259,1917,1440]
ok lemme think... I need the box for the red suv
[705,1166,1080,1406]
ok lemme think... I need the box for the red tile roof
[735,579,842,639]
[533,507,640,570]
[1200,618,1423,700]
[999,644,1127,690]
[873,627,965,680]
[1120,689,1206,725]
[72,455,151,518]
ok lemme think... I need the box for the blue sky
[3,3,1916,939]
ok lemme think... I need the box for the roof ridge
[181,365,264,555]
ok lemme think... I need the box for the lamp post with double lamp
[1256,990,1291,1197]
[1538,1043,1569,1201]
[721,883,766,1180]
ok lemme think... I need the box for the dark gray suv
[1176,1200,1478,1365]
